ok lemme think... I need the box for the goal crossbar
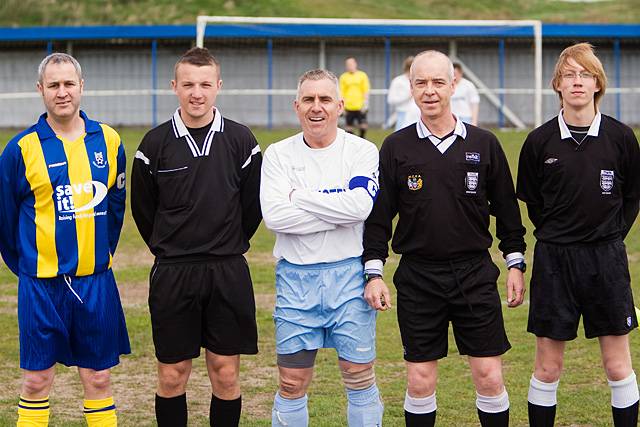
[196,16,543,127]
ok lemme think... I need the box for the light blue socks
[272,392,308,427]
[346,384,384,426]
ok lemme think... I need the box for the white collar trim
[416,115,467,140]
[171,107,224,157]
[558,109,601,140]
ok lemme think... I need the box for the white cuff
[505,252,525,268]
[364,259,384,276]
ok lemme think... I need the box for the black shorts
[528,239,638,340]
[148,256,258,363]
[394,253,510,362]
[345,110,367,126]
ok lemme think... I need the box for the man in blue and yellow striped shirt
[0,53,130,427]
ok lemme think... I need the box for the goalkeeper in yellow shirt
[339,57,370,138]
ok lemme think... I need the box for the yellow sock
[83,397,117,427]
[17,395,50,426]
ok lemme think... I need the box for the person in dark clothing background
[131,47,262,427]
[363,50,526,427]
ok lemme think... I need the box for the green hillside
[0,0,638,27]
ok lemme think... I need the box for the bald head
[409,50,457,123]
[410,50,454,83]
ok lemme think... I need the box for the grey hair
[296,69,341,99]
[410,50,454,82]
[38,53,82,84]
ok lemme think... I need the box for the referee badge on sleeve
[600,170,614,194]
[407,174,423,191]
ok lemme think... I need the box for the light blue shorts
[274,257,377,364]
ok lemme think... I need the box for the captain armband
[349,176,379,201]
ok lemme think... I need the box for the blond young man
[517,42,640,427]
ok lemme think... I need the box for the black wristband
[365,273,383,283]
[508,261,526,273]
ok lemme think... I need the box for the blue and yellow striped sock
[17,395,50,426]
[83,397,117,427]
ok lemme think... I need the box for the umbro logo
[544,158,558,164]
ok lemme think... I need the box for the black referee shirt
[131,109,262,260]
[363,123,526,264]
[517,113,640,244]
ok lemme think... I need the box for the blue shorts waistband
[19,268,113,282]
[278,256,363,270]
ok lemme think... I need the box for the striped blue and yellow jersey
[0,111,126,278]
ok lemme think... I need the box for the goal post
[196,16,543,128]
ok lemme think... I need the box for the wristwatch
[365,273,383,283]
[508,261,527,273]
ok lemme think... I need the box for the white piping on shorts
[64,274,83,304]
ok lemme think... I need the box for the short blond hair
[551,43,607,109]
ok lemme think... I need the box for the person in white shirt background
[451,62,480,126]
[387,55,421,131]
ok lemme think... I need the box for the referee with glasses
[363,50,526,427]
[131,47,262,427]
[518,43,640,427]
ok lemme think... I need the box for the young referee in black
[517,43,640,427]
[363,50,527,427]
[131,48,262,427]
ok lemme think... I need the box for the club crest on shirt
[407,174,423,191]
[600,170,614,194]
[465,152,480,163]
[92,151,106,169]
[465,172,479,193]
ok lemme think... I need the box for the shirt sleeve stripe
[134,150,150,165]
[241,144,262,169]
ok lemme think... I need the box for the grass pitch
[0,126,639,426]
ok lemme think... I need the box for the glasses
[561,71,596,80]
